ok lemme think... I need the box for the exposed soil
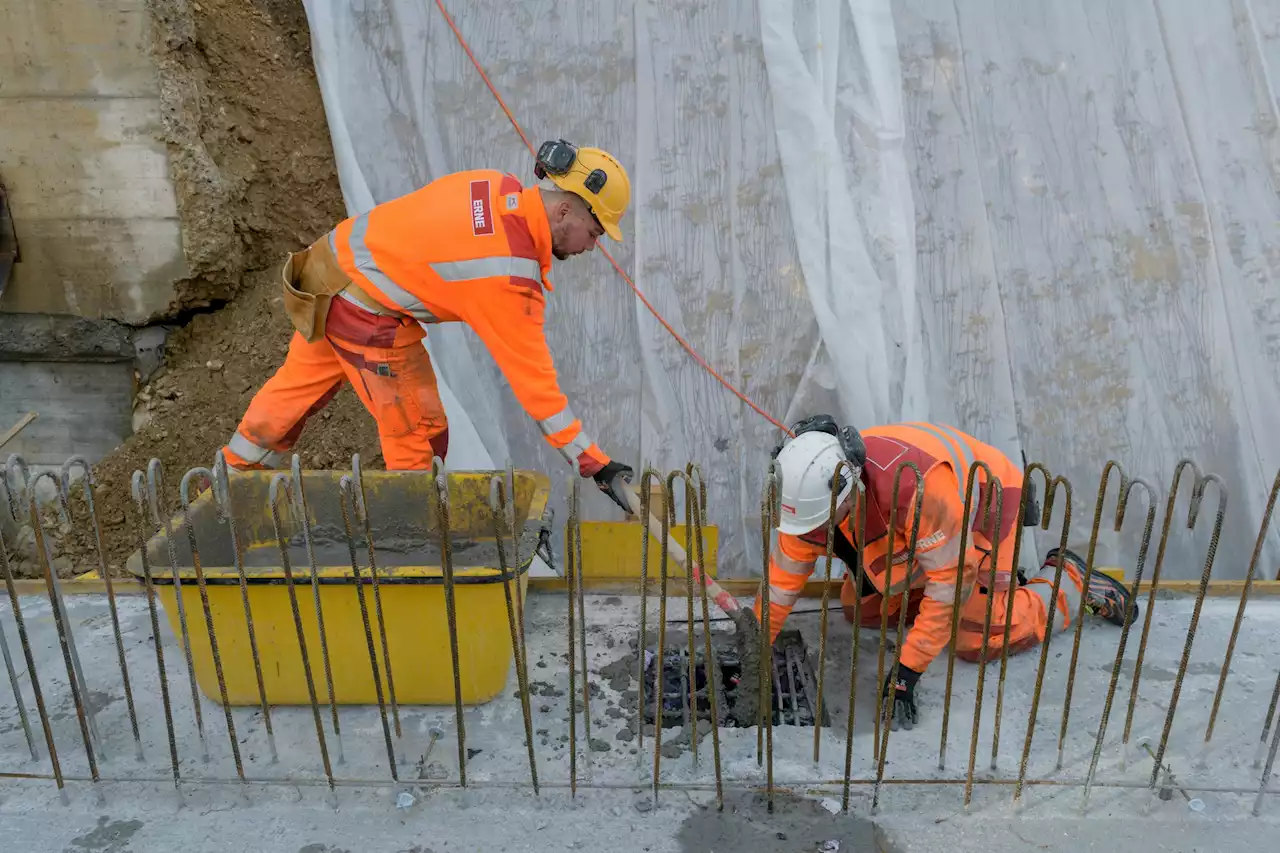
[147,0,346,313]
[5,1,372,578]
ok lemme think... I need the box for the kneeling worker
[754,416,1134,729]
[220,139,634,510]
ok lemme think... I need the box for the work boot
[1043,547,1137,627]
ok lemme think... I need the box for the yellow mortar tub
[124,469,550,707]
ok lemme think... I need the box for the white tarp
[302,0,1280,580]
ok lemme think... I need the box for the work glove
[592,461,635,514]
[882,663,922,731]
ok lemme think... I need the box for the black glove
[882,663,922,730]
[592,461,634,514]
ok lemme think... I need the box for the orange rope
[433,0,792,436]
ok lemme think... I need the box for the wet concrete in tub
[232,523,540,570]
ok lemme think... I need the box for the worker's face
[549,198,604,260]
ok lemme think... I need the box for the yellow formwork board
[577,521,718,579]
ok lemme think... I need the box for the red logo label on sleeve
[469,180,494,236]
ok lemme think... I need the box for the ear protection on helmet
[770,414,865,495]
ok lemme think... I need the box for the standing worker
[755,416,1135,729]
[220,140,635,510]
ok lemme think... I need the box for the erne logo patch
[470,180,494,236]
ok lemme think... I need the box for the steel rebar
[1058,461,1127,772]
[491,475,538,793]
[339,475,398,783]
[432,457,467,788]
[687,462,723,808]
[816,459,859,764]
[28,472,102,802]
[637,467,662,754]
[989,462,1050,770]
[668,470,698,765]
[1202,469,1277,763]
[964,481,1005,809]
[873,461,924,813]
[651,473,672,805]
[0,528,39,761]
[290,455,344,766]
[213,451,277,763]
[350,454,403,747]
[179,468,244,790]
[1014,472,1073,806]
[1256,673,1280,770]
[1121,459,1202,766]
[146,459,209,763]
[1150,472,1226,786]
[268,473,335,800]
[842,480,868,813]
[1081,477,1157,813]
[762,460,781,813]
[131,471,182,799]
[60,457,144,762]
[941,461,994,772]
[0,516,64,801]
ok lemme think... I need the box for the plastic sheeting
[302,0,1280,580]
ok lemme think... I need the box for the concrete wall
[0,362,134,467]
[0,0,190,324]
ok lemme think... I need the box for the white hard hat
[774,431,858,535]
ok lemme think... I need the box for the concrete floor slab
[2,588,1278,851]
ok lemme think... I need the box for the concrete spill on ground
[67,817,144,852]
[676,790,879,853]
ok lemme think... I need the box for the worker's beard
[552,247,569,261]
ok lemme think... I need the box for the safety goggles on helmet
[535,139,609,195]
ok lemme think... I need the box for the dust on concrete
[52,690,117,723]
[676,790,879,853]
[66,817,144,853]
[1109,659,1223,681]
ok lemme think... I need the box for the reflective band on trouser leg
[768,584,801,608]
[341,217,441,323]
[1026,579,1081,634]
[226,432,285,468]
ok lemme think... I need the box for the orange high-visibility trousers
[224,298,448,470]
[839,560,1083,662]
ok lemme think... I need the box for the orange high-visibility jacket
[329,170,609,475]
[758,422,1024,672]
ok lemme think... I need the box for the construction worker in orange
[754,416,1135,729]
[220,140,636,510]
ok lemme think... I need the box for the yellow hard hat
[535,140,631,241]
